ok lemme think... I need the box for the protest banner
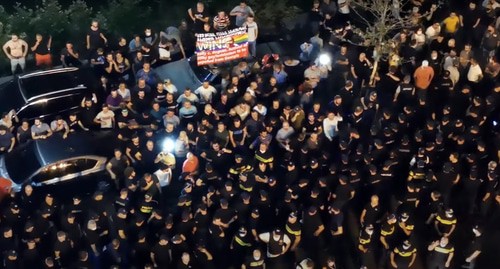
[195,27,249,65]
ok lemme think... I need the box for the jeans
[248,41,256,58]
[10,57,26,74]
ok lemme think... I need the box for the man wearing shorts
[2,34,28,74]
[30,33,52,68]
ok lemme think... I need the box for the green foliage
[247,0,301,29]
[98,0,153,37]
[8,3,34,37]
[66,0,94,36]
[30,0,68,35]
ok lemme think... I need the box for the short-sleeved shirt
[192,7,210,32]
[243,21,258,42]
[230,5,254,27]
[31,123,50,136]
[0,131,13,148]
[443,16,460,33]
[50,120,69,133]
[95,110,115,128]
[213,15,230,31]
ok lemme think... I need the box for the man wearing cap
[242,248,266,269]
[379,214,397,267]
[462,225,483,268]
[302,206,325,263]
[258,228,291,264]
[230,226,253,266]
[358,224,375,268]
[150,234,171,268]
[229,154,253,179]
[435,208,457,237]
[414,60,435,101]
[3,249,19,268]
[390,240,417,269]
[285,212,302,252]
[398,212,415,239]
[427,236,454,269]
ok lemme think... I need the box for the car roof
[18,67,94,101]
[4,131,116,183]
[33,131,116,166]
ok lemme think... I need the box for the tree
[98,0,153,37]
[247,0,301,30]
[349,0,433,82]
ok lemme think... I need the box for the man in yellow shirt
[442,12,460,34]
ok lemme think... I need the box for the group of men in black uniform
[1,0,500,268]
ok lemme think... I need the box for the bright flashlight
[162,138,175,153]
[319,54,331,66]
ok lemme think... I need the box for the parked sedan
[0,131,117,193]
[0,67,98,121]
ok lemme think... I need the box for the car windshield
[188,56,216,81]
[4,142,42,183]
[31,158,99,184]
[19,70,84,100]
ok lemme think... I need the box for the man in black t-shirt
[30,33,52,68]
[53,231,75,267]
[150,234,171,268]
[106,149,130,190]
[188,2,210,33]
[86,20,107,56]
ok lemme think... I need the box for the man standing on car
[242,14,258,59]
[2,34,28,74]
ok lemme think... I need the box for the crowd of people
[1,0,500,268]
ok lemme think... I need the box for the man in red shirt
[413,60,434,102]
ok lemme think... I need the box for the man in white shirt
[276,121,295,150]
[425,22,441,41]
[323,111,343,141]
[94,104,115,129]
[242,15,258,58]
[194,80,217,104]
[467,58,483,83]
[163,78,178,95]
[154,164,172,189]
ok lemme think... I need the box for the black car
[0,67,98,121]
[0,131,117,192]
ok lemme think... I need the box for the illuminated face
[146,141,154,150]
[11,35,19,42]
[91,21,99,28]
